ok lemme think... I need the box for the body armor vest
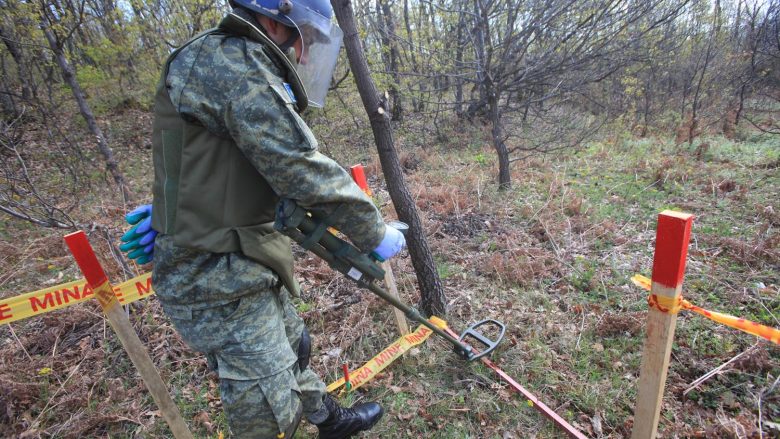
[151,14,306,295]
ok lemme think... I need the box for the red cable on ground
[442,327,587,439]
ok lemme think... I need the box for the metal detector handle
[387,221,409,236]
[458,319,506,361]
[369,221,409,262]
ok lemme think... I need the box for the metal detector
[274,198,505,361]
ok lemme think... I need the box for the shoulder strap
[161,28,223,79]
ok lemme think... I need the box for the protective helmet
[232,0,343,107]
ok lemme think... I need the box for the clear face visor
[292,22,343,108]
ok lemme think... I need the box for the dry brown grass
[0,299,208,438]
[2,106,778,438]
[715,232,780,266]
[479,248,561,288]
[595,312,644,337]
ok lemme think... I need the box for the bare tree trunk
[472,0,488,112]
[689,1,719,146]
[0,62,20,117]
[402,0,420,112]
[733,0,743,43]
[488,87,511,189]
[642,78,652,137]
[0,25,35,106]
[376,0,403,121]
[39,7,131,202]
[332,0,446,317]
[454,1,467,117]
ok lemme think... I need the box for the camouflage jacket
[152,9,384,305]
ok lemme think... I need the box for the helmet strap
[232,6,264,30]
[277,28,300,51]
[283,47,298,67]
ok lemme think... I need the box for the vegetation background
[0,0,778,437]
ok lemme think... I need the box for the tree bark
[402,0,420,112]
[454,1,467,117]
[39,6,131,202]
[376,0,403,122]
[0,25,35,107]
[332,0,446,317]
[488,87,511,189]
[689,1,718,146]
[473,0,488,110]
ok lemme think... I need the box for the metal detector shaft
[278,220,474,359]
[365,278,472,358]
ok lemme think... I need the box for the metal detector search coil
[459,319,506,361]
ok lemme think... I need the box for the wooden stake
[351,164,410,335]
[631,211,694,439]
[64,231,193,439]
[380,261,410,335]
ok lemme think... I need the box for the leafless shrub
[0,112,78,228]
[507,106,605,163]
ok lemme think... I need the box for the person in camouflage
[119,1,406,437]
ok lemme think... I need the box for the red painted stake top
[64,231,109,287]
[651,211,694,289]
[350,164,371,194]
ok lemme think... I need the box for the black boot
[308,395,383,439]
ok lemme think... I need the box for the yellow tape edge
[632,274,780,345]
[1,272,154,324]
[326,317,445,393]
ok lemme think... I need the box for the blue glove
[371,225,406,262]
[120,204,157,264]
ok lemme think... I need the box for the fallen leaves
[193,411,214,433]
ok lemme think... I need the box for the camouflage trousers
[160,284,326,438]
